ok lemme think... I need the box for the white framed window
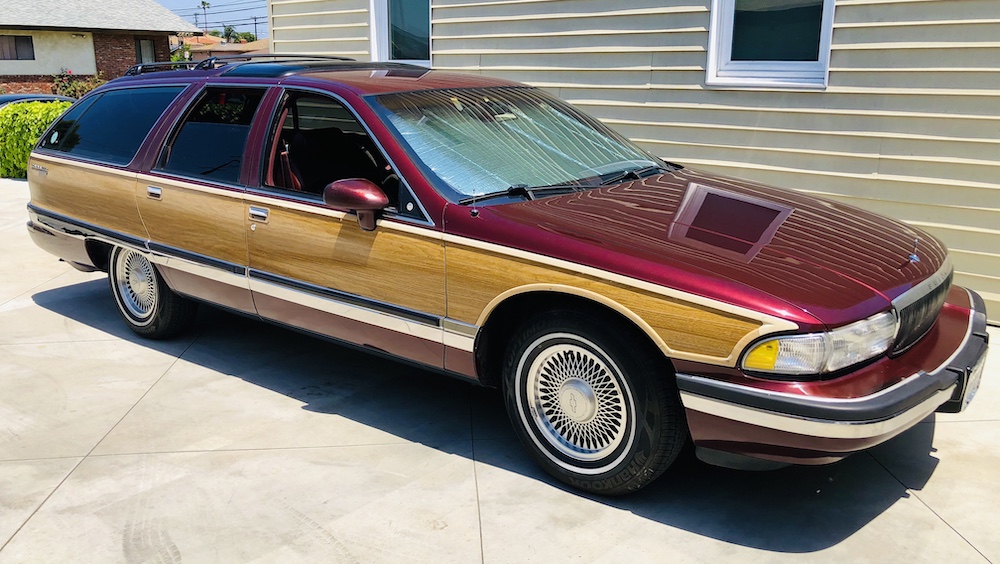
[706,0,836,89]
[370,0,431,67]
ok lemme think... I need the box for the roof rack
[194,54,356,70]
[123,54,358,76]
[124,61,200,76]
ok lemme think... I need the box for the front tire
[503,311,687,495]
[108,246,197,339]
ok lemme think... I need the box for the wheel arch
[473,284,674,388]
[84,238,114,272]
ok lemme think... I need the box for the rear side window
[40,86,184,166]
[157,87,266,184]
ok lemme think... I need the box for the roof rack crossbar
[124,61,200,76]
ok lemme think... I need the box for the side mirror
[323,179,389,232]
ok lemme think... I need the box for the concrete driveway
[0,178,997,563]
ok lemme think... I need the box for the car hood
[446,168,948,329]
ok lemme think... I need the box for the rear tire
[108,246,197,339]
[502,310,687,495]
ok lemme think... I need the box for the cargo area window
[39,86,184,166]
[157,87,266,184]
[706,0,835,89]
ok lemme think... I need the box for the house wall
[269,0,371,58]
[0,29,97,76]
[93,33,170,78]
[0,75,51,94]
[269,0,1000,322]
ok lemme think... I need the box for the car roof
[0,94,74,104]
[113,56,525,96]
[283,67,524,96]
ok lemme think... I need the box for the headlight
[742,312,896,376]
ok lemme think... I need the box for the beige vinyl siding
[269,0,371,58]
[268,0,999,322]
[434,0,1000,323]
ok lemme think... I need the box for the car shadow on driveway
[31,278,943,553]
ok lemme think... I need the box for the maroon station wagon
[26,56,989,494]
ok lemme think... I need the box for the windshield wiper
[598,165,668,186]
[458,183,579,206]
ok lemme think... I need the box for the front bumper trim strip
[679,385,955,440]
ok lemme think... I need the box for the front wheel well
[474,291,671,388]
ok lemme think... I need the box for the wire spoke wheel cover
[113,248,158,325]
[517,333,637,475]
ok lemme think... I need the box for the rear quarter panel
[28,154,147,241]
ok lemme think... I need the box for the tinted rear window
[157,87,266,184]
[40,86,184,166]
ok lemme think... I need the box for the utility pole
[252,16,260,41]
[200,1,210,34]
[193,12,199,30]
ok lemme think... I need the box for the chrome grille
[891,270,953,355]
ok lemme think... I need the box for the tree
[223,25,236,43]
[236,32,256,43]
[208,30,222,37]
[200,1,210,33]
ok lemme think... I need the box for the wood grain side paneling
[136,176,248,267]
[249,206,446,316]
[29,155,147,240]
[445,244,762,362]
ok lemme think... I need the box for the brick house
[1,0,200,94]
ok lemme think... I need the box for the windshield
[373,87,664,201]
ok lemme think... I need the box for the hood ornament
[908,238,921,264]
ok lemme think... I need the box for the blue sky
[154,0,269,38]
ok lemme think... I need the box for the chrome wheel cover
[517,334,636,474]
[114,249,157,324]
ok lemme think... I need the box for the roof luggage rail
[124,61,200,76]
[194,54,357,70]
[124,54,359,76]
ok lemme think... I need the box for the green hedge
[0,100,73,179]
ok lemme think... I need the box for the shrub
[0,100,72,178]
[52,69,106,98]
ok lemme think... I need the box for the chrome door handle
[248,206,269,223]
[147,186,162,200]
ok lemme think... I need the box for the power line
[202,16,266,26]
[170,0,265,13]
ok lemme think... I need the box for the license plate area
[960,349,986,411]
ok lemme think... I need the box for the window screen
[39,86,184,165]
[159,88,265,184]
[388,0,429,61]
[731,0,823,61]
[0,35,35,60]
